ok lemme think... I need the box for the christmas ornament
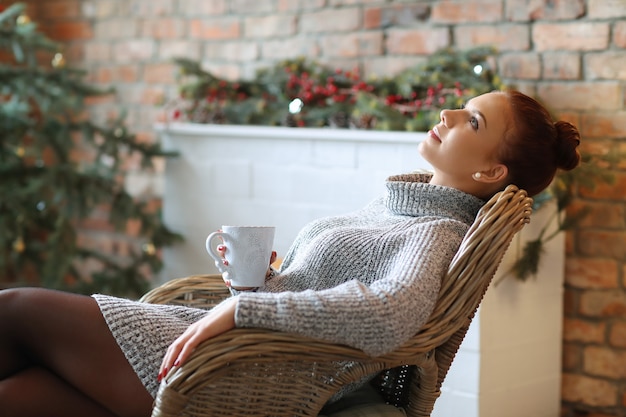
[12,237,25,253]
[17,14,31,25]
[142,242,156,256]
[52,53,66,68]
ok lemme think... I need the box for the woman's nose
[440,109,451,126]
[440,108,461,127]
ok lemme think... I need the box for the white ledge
[155,122,427,144]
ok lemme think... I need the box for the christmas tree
[0,3,182,296]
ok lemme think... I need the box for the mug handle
[206,232,231,279]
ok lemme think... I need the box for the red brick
[579,289,626,317]
[583,346,626,379]
[568,201,626,230]
[431,1,502,23]
[84,42,112,63]
[363,7,382,29]
[158,41,202,61]
[48,20,93,41]
[180,0,227,15]
[533,23,610,51]
[204,41,259,62]
[94,18,138,39]
[128,0,175,17]
[506,0,585,21]
[615,21,626,48]
[386,28,450,55]
[244,15,296,38]
[300,8,361,33]
[112,40,155,62]
[278,0,325,12]
[140,18,186,39]
[581,111,626,139]
[364,56,426,78]
[580,413,622,417]
[563,287,579,316]
[618,143,626,170]
[562,343,582,371]
[575,137,612,163]
[586,52,626,80]
[115,65,141,83]
[260,38,320,60]
[609,321,626,348]
[190,18,241,40]
[563,318,607,343]
[230,0,276,14]
[83,0,118,19]
[542,52,581,80]
[498,53,540,79]
[562,373,618,407]
[537,83,622,111]
[455,25,529,51]
[141,87,166,106]
[143,63,176,84]
[39,0,82,19]
[589,0,626,18]
[198,62,242,81]
[320,32,383,58]
[579,171,626,200]
[364,4,431,29]
[565,258,619,289]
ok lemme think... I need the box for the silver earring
[473,172,482,180]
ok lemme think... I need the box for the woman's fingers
[158,297,237,383]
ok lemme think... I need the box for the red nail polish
[157,373,162,382]
[174,360,180,367]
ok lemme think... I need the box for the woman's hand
[158,296,238,382]
[216,244,278,290]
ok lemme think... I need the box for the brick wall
[17,0,626,415]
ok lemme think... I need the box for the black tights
[0,288,153,417]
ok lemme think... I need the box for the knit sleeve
[234,220,465,357]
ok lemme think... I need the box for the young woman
[0,90,580,417]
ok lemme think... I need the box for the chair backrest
[375,185,533,414]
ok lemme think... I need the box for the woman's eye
[469,116,479,130]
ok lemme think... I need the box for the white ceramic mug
[206,226,275,288]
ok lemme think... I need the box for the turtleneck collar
[385,173,485,225]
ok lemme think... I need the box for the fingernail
[157,372,162,382]
[174,359,180,367]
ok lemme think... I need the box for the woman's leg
[0,287,154,417]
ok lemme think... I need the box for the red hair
[497,90,580,196]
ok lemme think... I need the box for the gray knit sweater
[93,173,483,398]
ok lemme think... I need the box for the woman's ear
[475,164,508,183]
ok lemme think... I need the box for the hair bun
[554,121,581,171]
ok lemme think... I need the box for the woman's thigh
[0,287,153,417]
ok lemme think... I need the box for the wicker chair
[140,184,533,417]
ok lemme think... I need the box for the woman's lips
[429,127,441,142]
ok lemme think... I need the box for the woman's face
[419,91,512,193]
